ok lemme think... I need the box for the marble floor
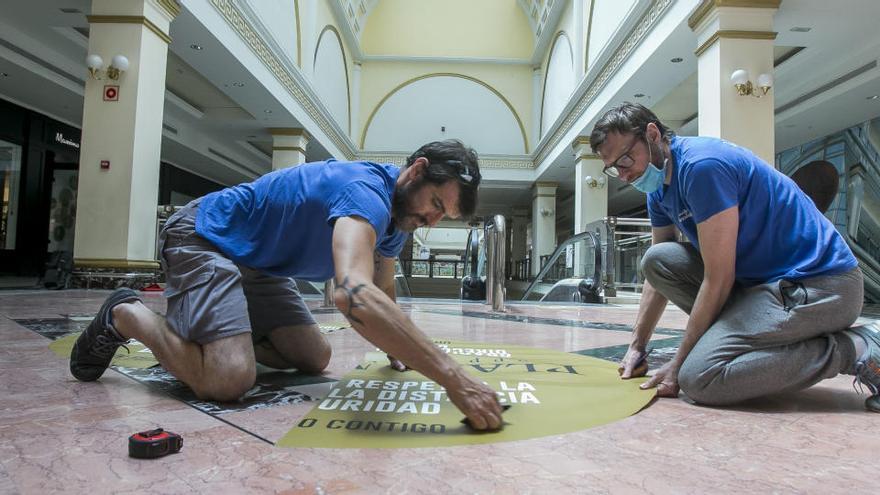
[0,289,875,494]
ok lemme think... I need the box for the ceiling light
[868,95,880,100]
[264,109,273,114]
[634,93,645,98]
[0,73,8,78]
[190,44,203,50]
[789,26,811,32]
[232,82,245,87]
[670,57,683,63]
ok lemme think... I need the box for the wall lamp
[86,54,130,80]
[539,207,555,217]
[730,69,773,97]
[584,175,606,189]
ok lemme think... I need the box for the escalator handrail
[520,230,602,301]
[464,226,481,279]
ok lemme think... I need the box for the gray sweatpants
[642,242,864,406]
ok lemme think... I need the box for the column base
[71,259,161,290]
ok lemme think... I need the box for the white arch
[541,33,575,137]
[313,27,350,134]
[363,75,527,154]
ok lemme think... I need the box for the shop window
[0,139,22,250]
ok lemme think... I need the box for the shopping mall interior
[1,0,878,492]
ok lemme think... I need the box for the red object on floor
[141,284,163,292]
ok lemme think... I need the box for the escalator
[520,231,603,303]
[460,225,486,300]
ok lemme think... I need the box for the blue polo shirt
[647,136,856,286]
[196,160,408,281]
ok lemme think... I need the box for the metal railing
[484,215,506,311]
[398,259,465,278]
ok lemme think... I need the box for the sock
[103,302,127,341]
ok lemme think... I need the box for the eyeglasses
[602,138,639,178]
[442,160,478,184]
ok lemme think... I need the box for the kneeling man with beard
[70,140,504,430]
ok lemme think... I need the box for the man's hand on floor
[640,360,680,398]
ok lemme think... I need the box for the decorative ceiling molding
[518,0,569,65]
[211,0,357,159]
[328,0,377,62]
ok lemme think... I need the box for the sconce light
[86,53,129,80]
[539,207,555,217]
[730,69,773,97]
[584,175,606,189]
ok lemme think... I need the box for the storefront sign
[55,132,80,149]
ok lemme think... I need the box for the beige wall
[361,0,533,59]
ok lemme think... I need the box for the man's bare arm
[332,216,502,429]
[373,253,408,371]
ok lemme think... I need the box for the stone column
[690,0,780,163]
[531,182,557,277]
[269,128,309,170]
[73,0,179,282]
[510,207,529,280]
[572,136,607,276]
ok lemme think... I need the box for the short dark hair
[590,102,674,154]
[405,139,481,218]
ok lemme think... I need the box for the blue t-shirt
[196,160,408,281]
[647,136,856,286]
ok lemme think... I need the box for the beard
[391,180,428,233]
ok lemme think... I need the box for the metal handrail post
[484,214,506,312]
[323,279,335,307]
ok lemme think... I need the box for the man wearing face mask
[69,139,505,430]
[590,102,879,412]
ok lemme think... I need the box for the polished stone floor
[0,289,875,494]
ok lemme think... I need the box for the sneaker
[69,288,141,381]
[848,322,880,413]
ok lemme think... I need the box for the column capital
[87,14,172,44]
[695,30,777,57]
[572,136,600,160]
[533,182,558,197]
[571,136,591,148]
[269,127,311,140]
[688,0,781,31]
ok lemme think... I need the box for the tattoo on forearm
[335,276,367,325]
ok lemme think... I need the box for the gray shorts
[158,200,316,345]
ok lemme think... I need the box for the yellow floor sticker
[49,332,159,369]
[277,340,654,448]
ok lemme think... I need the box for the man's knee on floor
[678,358,734,407]
[298,341,331,375]
[195,361,256,402]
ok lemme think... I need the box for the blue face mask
[630,139,667,194]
